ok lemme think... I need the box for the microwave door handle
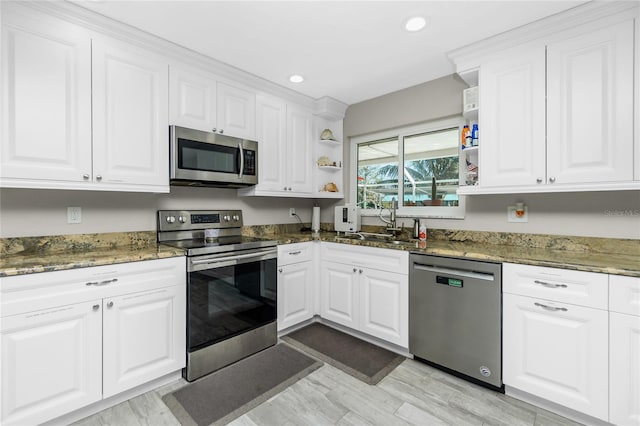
[238,142,244,179]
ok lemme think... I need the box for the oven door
[186,247,277,353]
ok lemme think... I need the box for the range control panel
[157,210,243,231]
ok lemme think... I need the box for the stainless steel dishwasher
[409,253,503,391]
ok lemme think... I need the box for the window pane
[402,128,459,207]
[357,137,399,209]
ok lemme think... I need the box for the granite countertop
[1,229,638,278]
[0,232,185,278]
[273,231,640,278]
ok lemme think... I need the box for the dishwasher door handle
[413,263,495,281]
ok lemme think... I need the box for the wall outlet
[507,205,528,222]
[67,206,82,224]
[289,208,296,217]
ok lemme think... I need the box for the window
[350,118,465,218]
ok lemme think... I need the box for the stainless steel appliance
[170,126,258,187]
[409,254,503,391]
[158,209,277,382]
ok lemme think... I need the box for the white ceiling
[72,0,587,105]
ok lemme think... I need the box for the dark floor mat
[162,343,322,426]
[281,322,405,385]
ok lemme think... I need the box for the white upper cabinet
[479,47,546,187]
[92,38,169,189]
[1,7,92,185]
[169,65,256,140]
[238,95,313,196]
[0,3,170,192]
[546,20,634,184]
[452,4,639,194]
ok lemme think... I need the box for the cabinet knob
[549,177,556,183]
[96,175,102,181]
[219,129,224,134]
[107,301,114,308]
[83,174,90,180]
[353,268,357,273]
[536,178,543,184]
[288,187,292,191]
[278,268,283,273]
[212,128,217,133]
[359,269,363,274]
[92,304,100,311]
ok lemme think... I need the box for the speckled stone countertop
[0,232,185,277]
[245,224,640,278]
[1,227,638,278]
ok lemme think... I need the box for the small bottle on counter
[419,224,427,241]
[471,123,479,146]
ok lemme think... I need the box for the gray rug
[281,322,405,385]
[162,344,322,426]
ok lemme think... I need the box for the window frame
[349,116,465,219]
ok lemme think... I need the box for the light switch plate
[67,207,82,224]
[507,205,528,222]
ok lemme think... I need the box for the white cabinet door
[92,38,169,189]
[0,301,102,426]
[610,311,640,426]
[278,261,314,331]
[255,94,288,192]
[0,9,92,185]
[169,65,217,132]
[503,293,608,420]
[320,261,359,329]
[547,20,634,184]
[360,269,408,347]
[102,285,186,398]
[286,106,313,194]
[479,46,546,187]
[217,82,256,140]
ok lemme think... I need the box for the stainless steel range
[157,209,277,382]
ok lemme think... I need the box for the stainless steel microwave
[170,126,258,187]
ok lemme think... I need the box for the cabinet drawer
[610,275,640,316]
[278,242,313,266]
[0,257,186,317]
[503,263,607,309]
[321,242,408,274]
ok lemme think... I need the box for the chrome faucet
[380,198,402,235]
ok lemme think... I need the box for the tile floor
[72,357,582,426]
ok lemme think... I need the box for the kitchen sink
[336,232,411,245]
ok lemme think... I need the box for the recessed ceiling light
[405,16,426,32]
[289,74,304,83]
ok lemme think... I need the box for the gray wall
[343,75,640,240]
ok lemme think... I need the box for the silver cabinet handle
[96,175,102,181]
[83,174,90,180]
[549,177,556,183]
[288,187,292,191]
[219,129,224,134]
[536,178,543,184]
[107,301,114,308]
[288,251,302,256]
[534,280,567,289]
[534,302,568,312]
[212,128,217,133]
[353,268,357,273]
[359,269,363,274]
[86,278,118,286]
[92,304,100,311]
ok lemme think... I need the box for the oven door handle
[190,248,277,266]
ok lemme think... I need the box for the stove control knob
[223,215,231,222]
[178,216,186,223]
[232,215,240,221]
[166,216,175,224]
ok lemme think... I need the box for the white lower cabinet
[503,293,608,420]
[277,243,315,331]
[319,243,408,348]
[102,285,185,398]
[0,300,103,426]
[0,257,186,426]
[609,275,640,426]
